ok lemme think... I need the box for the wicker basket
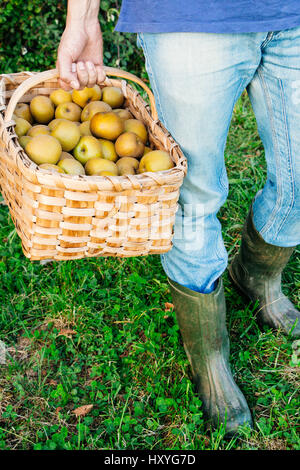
[0,67,187,261]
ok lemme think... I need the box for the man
[57,0,300,436]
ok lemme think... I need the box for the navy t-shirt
[115,1,300,33]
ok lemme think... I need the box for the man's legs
[137,31,269,433]
[230,28,300,337]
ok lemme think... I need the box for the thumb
[57,53,80,90]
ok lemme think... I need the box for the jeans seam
[270,79,295,238]
[219,76,250,193]
[256,69,283,235]
[138,34,167,126]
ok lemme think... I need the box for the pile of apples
[13,85,174,176]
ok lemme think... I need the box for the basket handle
[4,66,158,122]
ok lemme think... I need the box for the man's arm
[57,0,106,90]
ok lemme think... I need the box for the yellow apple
[81,101,112,122]
[113,108,133,121]
[30,95,54,124]
[48,118,68,131]
[79,121,92,136]
[124,119,148,144]
[115,131,144,158]
[116,157,139,176]
[14,103,33,124]
[85,158,118,176]
[101,86,124,108]
[15,117,31,138]
[72,85,102,107]
[143,146,152,155]
[51,120,80,152]
[55,102,82,122]
[90,112,124,140]
[39,163,65,173]
[57,158,85,175]
[97,171,116,176]
[50,89,72,106]
[73,136,103,164]
[139,150,174,173]
[59,151,75,161]
[25,135,62,165]
[19,135,32,149]
[98,139,118,162]
[27,125,50,137]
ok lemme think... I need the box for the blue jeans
[137,29,300,293]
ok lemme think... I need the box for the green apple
[73,136,102,164]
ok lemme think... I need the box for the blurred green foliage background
[0,0,145,76]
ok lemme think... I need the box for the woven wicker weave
[0,67,187,261]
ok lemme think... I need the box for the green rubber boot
[168,277,253,437]
[229,207,300,338]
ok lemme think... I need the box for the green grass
[0,92,299,450]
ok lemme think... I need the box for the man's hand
[57,1,106,90]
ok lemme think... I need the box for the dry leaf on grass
[73,404,93,417]
[58,329,77,338]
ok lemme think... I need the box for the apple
[50,120,80,152]
[85,158,118,176]
[72,85,102,107]
[50,88,72,106]
[90,112,124,140]
[124,119,148,144]
[19,135,32,149]
[57,158,85,175]
[14,103,33,124]
[81,100,112,122]
[101,86,124,108]
[30,95,54,124]
[97,171,116,176]
[113,108,133,121]
[48,118,68,131]
[39,163,65,173]
[59,151,75,161]
[55,102,82,122]
[25,135,62,165]
[116,157,139,176]
[27,125,50,137]
[98,139,118,162]
[115,131,144,158]
[73,136,103,164]
[138,150,174,173]
[143,146,152,155]
[79,121,92,136]
[15,117,31,138]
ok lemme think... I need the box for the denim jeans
[137,28,300,293]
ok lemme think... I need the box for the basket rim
[0,71,187,191]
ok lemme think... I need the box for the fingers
[57,55,80,91]
[76,61,99,89]
[96,65,106,84]
[86,62,98,87]
[59,59,105,91]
